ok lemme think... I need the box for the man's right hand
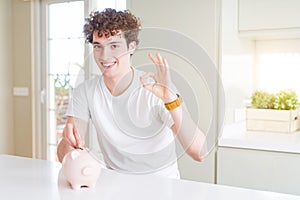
[62,122,84,149]
[57,117,87,162]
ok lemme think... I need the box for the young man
[57,8,207,179]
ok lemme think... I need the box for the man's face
[92,31,134,77]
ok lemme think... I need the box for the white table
[1,154,300,200]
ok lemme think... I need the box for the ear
[128,41,136,54]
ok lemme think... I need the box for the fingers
[73,127,84,149]
[162,57,169,69]
[148,53,168,73]
[145,52,173,99]
[65,123,75,147]
[63,123,83,149]
[140,72,156,84]
[148,53,157,64]
[148,52,163,66]
[139,72,156,92]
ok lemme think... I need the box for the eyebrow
[92,41,122,45]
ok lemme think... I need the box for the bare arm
[170,105,207,162]
[140,53,208,162]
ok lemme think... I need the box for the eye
[93,45,102,49]
[111,44,119,49]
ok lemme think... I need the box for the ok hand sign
[140,53,177,103]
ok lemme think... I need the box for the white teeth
[102,62,115,67]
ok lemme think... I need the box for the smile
[102,61,117,69]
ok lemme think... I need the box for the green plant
[251,91,274,109]
[251,89,300,110]
[273,89,300,110]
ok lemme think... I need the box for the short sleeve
[66,83,90,121]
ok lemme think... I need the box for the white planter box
[246,108,300,133]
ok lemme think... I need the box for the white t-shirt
[67,68,180,179]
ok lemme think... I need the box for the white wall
[221,0,255,124]
[12,0,33,157]
[0,0,14,154]
[0,0,34,157]
[128,0,220,183]
[0,0,33,156]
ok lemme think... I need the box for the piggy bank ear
[71,150,80,160]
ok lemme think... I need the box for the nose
[101,47,110,59]
[101,46,111,60]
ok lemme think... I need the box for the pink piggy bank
[61,149,101,189]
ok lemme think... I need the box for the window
[255,40,300,95]
[46,1,85,162]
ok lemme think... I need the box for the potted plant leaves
[246,89,300,133]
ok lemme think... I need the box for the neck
[104,67,134,96]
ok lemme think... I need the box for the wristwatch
[164,94,182,111]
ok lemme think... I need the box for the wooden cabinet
[217,147,300,196]
[238,0,300,39]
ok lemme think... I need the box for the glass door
[42,0,85,161]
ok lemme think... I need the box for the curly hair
[83,8,141,47]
